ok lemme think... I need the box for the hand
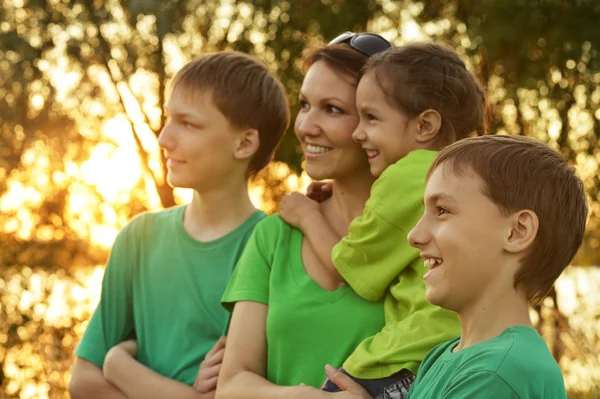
[307,181,333,202]
[280,192,321,230]
[326,365,373,399]
[193,336,226,394]
[116,339,138,358]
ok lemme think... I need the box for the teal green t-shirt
[332,150,460,378]
[75,206,265,385]
[407,326,567,399]
[222,215,386,388]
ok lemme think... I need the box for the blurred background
[0,0,599,398]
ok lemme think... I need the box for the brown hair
[428,135,588,304]
[170,52,290,176]
[302,43,370,84]
[364,43,487,147]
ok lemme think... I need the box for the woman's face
[294,60,370,181]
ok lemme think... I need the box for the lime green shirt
[332,150,461,379]
[222,215,385,388]
[75,206,265,385]
[407,326,567,399]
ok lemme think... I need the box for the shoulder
[418,337,459,375]
[253,214,293,236]
[376,150,437,184]
[114,206,183,245]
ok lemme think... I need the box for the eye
[366,113,377,121]
[182,121,196,129]
[299,100,310,110]
[325,105,343,114]
[436,206,449,216]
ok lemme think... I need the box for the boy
[406,135,588,398]
[69,52,289,399]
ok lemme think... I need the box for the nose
[157,121,175,152]
[352,123,367,143]
[295,110,321,138]
[407,216,429,250]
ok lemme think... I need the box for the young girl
[280,42,487,399]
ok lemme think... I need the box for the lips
[364,148,380,159]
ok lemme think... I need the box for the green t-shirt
[75,205,265,385]
[407,326,567,399]
[332,150,461,379]
[222,215,386,388]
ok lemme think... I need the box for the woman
[216,34,392,398]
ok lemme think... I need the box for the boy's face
[158,88,246,191]
[353,71,419,177]
[408,164,516,313]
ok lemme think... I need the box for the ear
[415,109,442,145]
[504,210,538,254]
[233,128,260,160]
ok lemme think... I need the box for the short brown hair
[303,43,370,84]
[364,43,487,148]
[170,52,290,176]
[429,135,588,304]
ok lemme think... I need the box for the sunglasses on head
[328,31,392,56]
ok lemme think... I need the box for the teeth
[365,149,379,157]
[424,259,442,268]
[306,144,332,154]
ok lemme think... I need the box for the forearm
[69,357,128,399]
[217,370,308,399]
[301,215,344,282]
[104,347,205,399]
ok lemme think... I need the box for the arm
[332,151,437,301]
[69,357,127,399]
[103,342,209,399]
[217,301,304,399]
[279,192,344,282]
[70,221,138,398]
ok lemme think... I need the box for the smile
[306,144,332,154]
[365,149,380,159]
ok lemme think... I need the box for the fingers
[201,347,225,368]
[325,365,370,396]
[205,336,226,358]
[193,371,219,393]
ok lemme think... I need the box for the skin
[407,163,536,350]
[217,60,376,399]
[70,88,260,399]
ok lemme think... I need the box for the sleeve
[332,152,434,301]
[74,219,139,368]
[442,372,521,399]
[221,216,279,309]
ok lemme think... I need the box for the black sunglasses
[328,31,392,56]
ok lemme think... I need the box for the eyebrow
[423,193,457,206]
[299,92,346,104]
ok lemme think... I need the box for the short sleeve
[332,151,436,301]
[442,371,521,399]
[74,220,138,368]
[221,216,280,309]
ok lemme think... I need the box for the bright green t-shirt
[222,215,386,388]
[332,150,461,379]
[75,206,265,385]
[407,326,567,399]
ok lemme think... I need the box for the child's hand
[280,192,321,230]
[307,181,333,202]
[193,336,226,394]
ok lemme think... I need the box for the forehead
[167,85,214,110]
[425,163,487,199]
[302,61,357,97]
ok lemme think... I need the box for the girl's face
[352,70,421,177]
[295,60,370,181]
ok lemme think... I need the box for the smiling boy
[406,135,588,398]
[69,52,289,399]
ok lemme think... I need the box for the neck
[321,170,375,235]
[183,177,256,242]
[455,288,532,351]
